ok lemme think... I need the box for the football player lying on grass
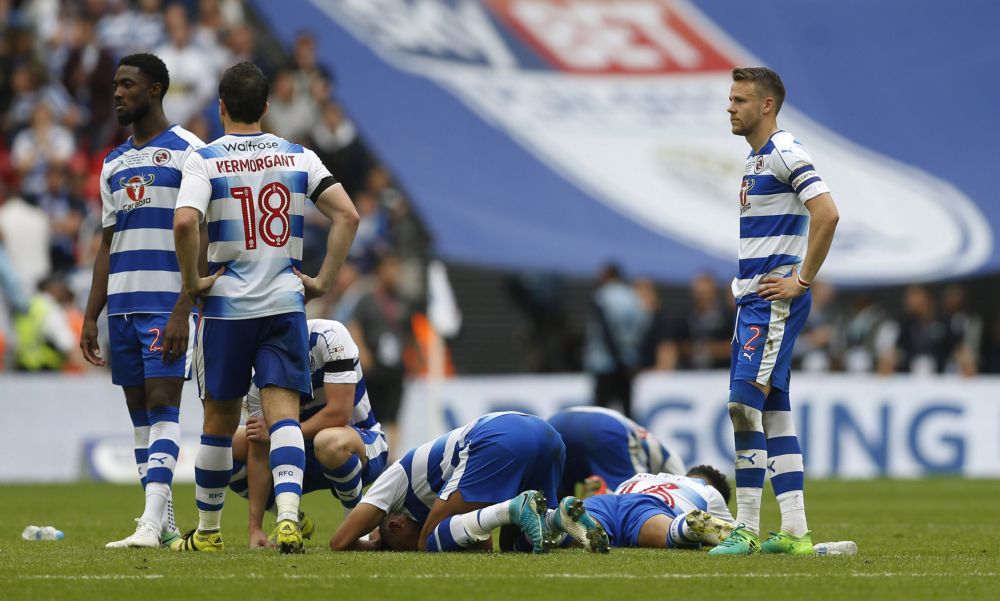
[329,411,609,552]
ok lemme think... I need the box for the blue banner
[251,0,999,284]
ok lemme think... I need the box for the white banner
[2,372,998,481]
[400,372,1000,478]
[0,374,206,483]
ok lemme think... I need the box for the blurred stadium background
[1,0,998,494]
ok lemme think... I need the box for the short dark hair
[732,67,785,114]
[118,53,170,97]
[687,464,731,505]
[219,61,269,124]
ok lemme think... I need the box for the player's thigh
[254,312,311,399]
[442,414,560,506]
[197,317,257,402]
[522,418,565,508]
[732,294,810,390]
[232,426,249,463]
[201,396,243,436]
[766,291,812,392]
[122,385,146,413]
[418,491,490,551]
[260,385,301,424]
[108,314,145,389]
[731,302,772,387]
[313,426,366,467]
[134,314,191,398]
[635,514,672,549]
[145,376,183,409]
[581,495,620,547]
[619,494,671,547]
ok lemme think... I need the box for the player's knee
[728,402,762,431]
[144,389,177,411]
[315,429,352,466]
[231,427,248,462]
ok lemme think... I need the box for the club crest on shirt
[739,178,754,214]
[753,155,765,174]
[119,173,155,208]
[153,149,171,166]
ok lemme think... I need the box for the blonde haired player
[712,67,839,556]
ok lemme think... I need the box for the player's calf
[316,427,368,512]
[425,491,549,554]
[268,419,306,524]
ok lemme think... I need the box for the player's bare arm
[329,503,386,551]
[173,207,224,304]
[294,183,359,301]
[757,193,839,301]
[243,419,274,549]
[162,223,208,362]
[80,226,115,366]
[162,293,194,364]
[299,382,354,440]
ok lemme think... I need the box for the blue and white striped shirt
[176,132,334,319]
[732,131,829,303]
[557,406,686,476]
[100,125,204,315]
[360,412,522,523]
[615,473,734,523]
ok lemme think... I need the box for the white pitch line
[15,575,166,581]
[11,572,999,581]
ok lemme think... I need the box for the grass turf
[2,479,998,600]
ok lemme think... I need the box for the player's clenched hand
[185,267,225,306]
[757,267,808,301]
[80,318,105,366]
[293,267,327,302]
[162,307,190,363]
[246,416,269,443]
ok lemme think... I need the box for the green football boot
[707,525,760,556]
[159,529,182,548]
[761,531,814,555]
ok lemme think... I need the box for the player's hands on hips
[293,267,328,302]
[184,267,225,306]
[162,306,190,363]
[757,267,808,301]
[245,416,270,443]
[80,318,105,366]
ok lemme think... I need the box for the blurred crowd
[573,266,994,385]
[507,262,998,413]
[0,0,434,394]
[1,2,996,399]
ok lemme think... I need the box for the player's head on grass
[114,53,170,126]
[219,61,269,126]
[378,512,422,551]
[687,464,731,505]
[728,66,785,137]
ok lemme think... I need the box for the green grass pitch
[2,479,998,600]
